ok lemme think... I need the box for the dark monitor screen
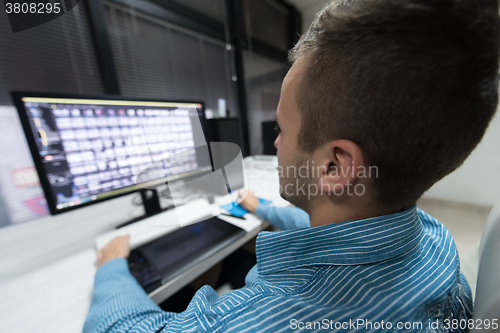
[207,119,244,192]
[12,93,212,215]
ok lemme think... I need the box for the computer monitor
[262,120,278,155]
[12,92,212,216]
[206,118,244,192]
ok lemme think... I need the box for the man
[84,0,499,332]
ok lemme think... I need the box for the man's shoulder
[417,208,454,240]
[412,208,460,276]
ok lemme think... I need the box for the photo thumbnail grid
[51,107,199,205]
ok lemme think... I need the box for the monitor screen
[207,119,244,192]
[13,93,212,215]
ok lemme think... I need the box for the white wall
[301,2,328,31]
[286,0,330,32]
[423,111,500,207]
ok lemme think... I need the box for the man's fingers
[108,235,130,245]
[96,234,131,267]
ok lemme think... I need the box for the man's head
[276,0,500,213]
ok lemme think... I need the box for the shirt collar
[256,205,423,275]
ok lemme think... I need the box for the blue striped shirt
[84,206,472,332]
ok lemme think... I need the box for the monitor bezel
[11,91,210,216]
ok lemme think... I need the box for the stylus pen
[219,213,246,220]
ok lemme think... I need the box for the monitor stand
[141,188,163,217]
[115,188,166,229]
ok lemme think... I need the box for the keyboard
[94,198,216,250]
[128,217,246,293]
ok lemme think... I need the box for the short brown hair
[290,0,500,209]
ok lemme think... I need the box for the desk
[0,156,283,333]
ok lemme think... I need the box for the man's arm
[238,191,310,230]
[84,236,267,333]
[84,236,175,333]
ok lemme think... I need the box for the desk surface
[0,221,270,333]
[0,156,283,333]
[0,248,97,333]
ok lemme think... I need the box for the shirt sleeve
[254,205,310,230]
[450,271,474,331]
[83,258,261,333]
[83,258,175,333]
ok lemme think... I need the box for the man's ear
[317,140,365,194]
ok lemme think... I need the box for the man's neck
[307,198,401,227]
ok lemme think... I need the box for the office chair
[471,198,500,333]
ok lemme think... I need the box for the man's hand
[238,190,260,214]
[97,235,130,268]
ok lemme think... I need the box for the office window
[170,0,226,23]
[104,1,236,117]
[0,3,104,226]
[243,51,286,155]
[243,0,290,52]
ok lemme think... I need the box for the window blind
[0,1,104,104]
[170,0,226,23]
[104,1,236,116]
[0,1,104,226]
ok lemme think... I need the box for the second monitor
[13,92,212,215]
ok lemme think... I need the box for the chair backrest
[472,199,500,333]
